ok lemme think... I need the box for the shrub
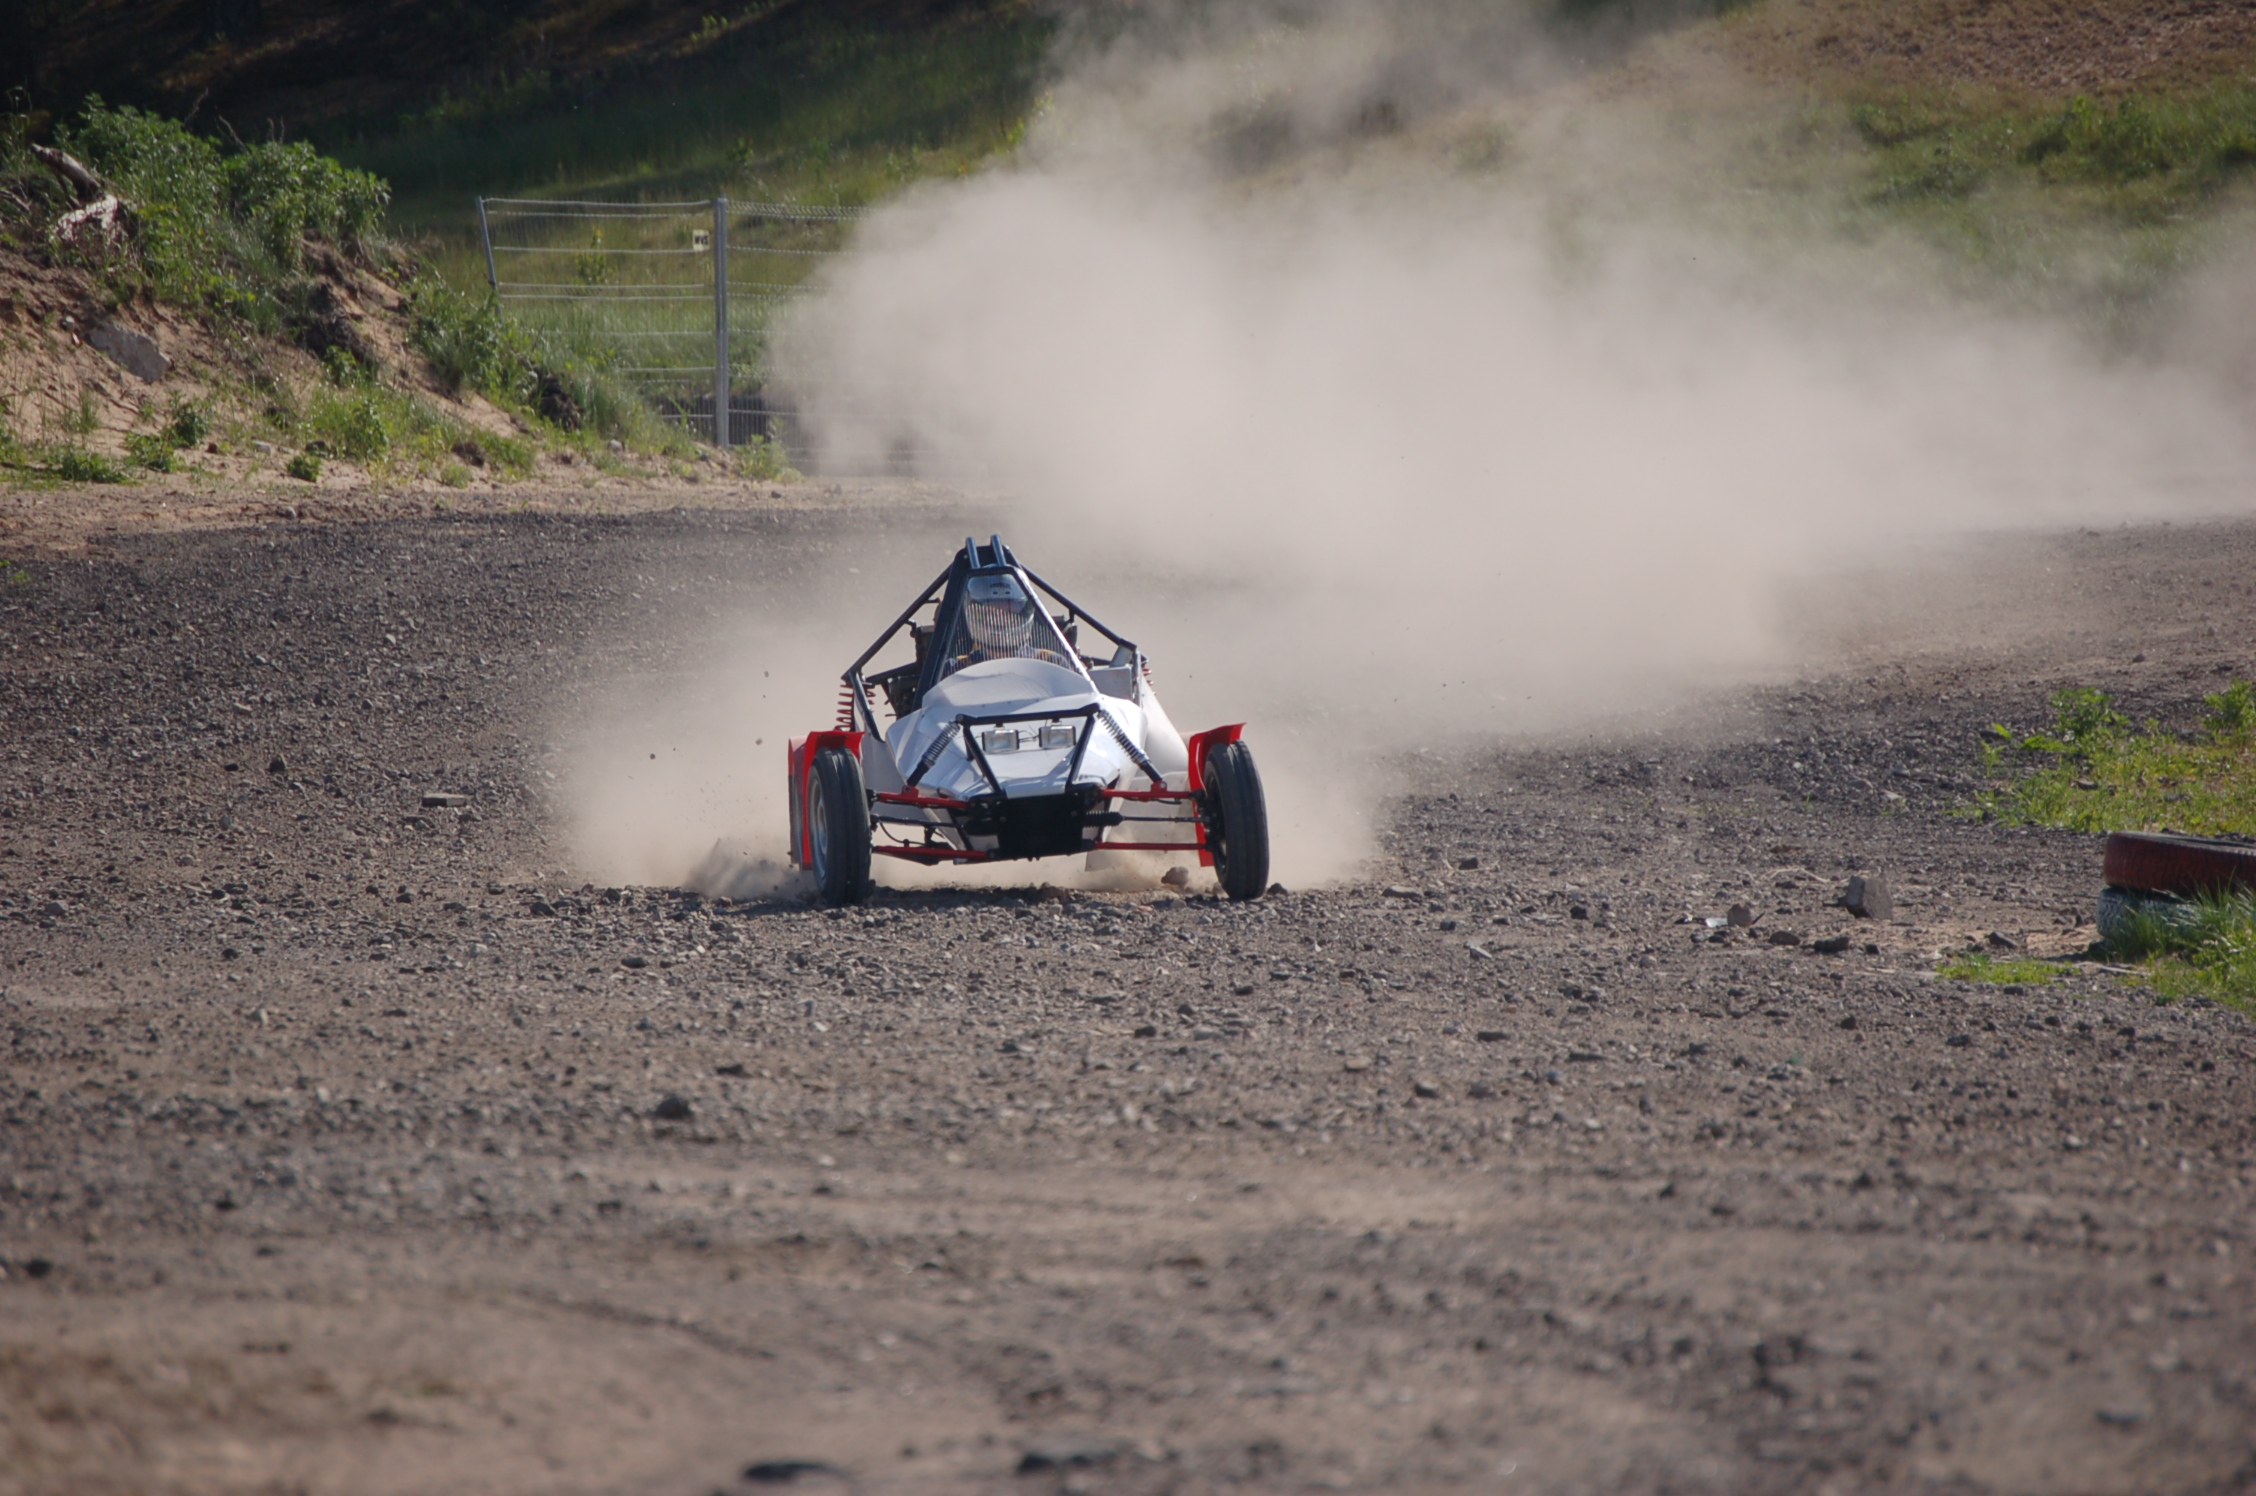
[408,275,538,399]
[285,451,322,482]
[56,102,390,323]
[125,431,175,471]
[163,395,211,448]
[53,447,128,483]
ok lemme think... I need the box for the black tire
[1204,740,1270,902]
[2095,885,2200,944]
[806,747,870,904]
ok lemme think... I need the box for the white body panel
[879,657,1192,795]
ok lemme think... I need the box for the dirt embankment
[0,500,2250,1495]
[1709,0,2256,99]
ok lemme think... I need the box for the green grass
[1971,682,2256,1010]
[338,6,1053,230]
[2102,888,2256,1012]
[1974,682,2256,835]
[1815,85,2256,334]
[267,354,536,482]
[1936,950,2064,985]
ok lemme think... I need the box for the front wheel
[806,747,871,904]
[1204,740,1270,901]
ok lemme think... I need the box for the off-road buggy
[787,537,1269,903]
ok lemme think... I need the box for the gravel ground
[1,500,2252,1496]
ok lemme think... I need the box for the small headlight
[980,728,1021,754]
[1038,724,1077,750]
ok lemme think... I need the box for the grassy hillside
[12,0,2256,475]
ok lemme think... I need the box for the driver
[954,574,1072,670]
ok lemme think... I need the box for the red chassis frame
[787,723,1245,870]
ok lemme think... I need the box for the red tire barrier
[2102,831,2256,898]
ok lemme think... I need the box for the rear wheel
[806,747,871,904]
[1204,740,1270,901]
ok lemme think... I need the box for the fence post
[476,197,498,295]
[712,196,731,448]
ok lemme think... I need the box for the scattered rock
[1946,1034,1972,1048]
[1382,885,1421,899]
[742,1458,844,1483]
[1412,1080,1440,1098]
[1438,918,1459,932]
[529,900,557,917]
[1475,1029,1507,1042]
[1811,934,1851,955]
[1726,903,1756,927]
[1455,856,1480,870]
[1767,929,1803,947]
[1468,1081,1496,1099]
[1842,873,1892,920]
[1569,904,1590,920]
[422,791,471,808]
[1466,941,1493,960]
[1161,866,1192,888]
[652,1095,694,1121]
[621,954,648,969]
[266,755,288,775]
[1343,1056,1372,1072]
[1016,1439,1118,1473]
[716,1063,748,1077]
[1986,931,2023,951]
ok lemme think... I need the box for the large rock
[87,322,167,382]
[1842,873,1893,921]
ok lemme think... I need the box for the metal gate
[476,195,861,454]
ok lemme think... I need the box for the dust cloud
[578,0,2256,892]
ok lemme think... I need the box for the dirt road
[1,496,2251,1496]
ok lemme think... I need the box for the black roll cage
[842,535,1139,739]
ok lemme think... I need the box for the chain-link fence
[477,195,859,458]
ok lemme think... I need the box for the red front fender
[787,730,865,868]
[1181,724,1245,867]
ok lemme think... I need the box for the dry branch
[31,144,135,251]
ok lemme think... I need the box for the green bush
[163,395,211,448]
[52,447,128,483]
[408,275,537,399]
[125,431,176,471]
[286,451,323,482]
[57,101,390,324]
